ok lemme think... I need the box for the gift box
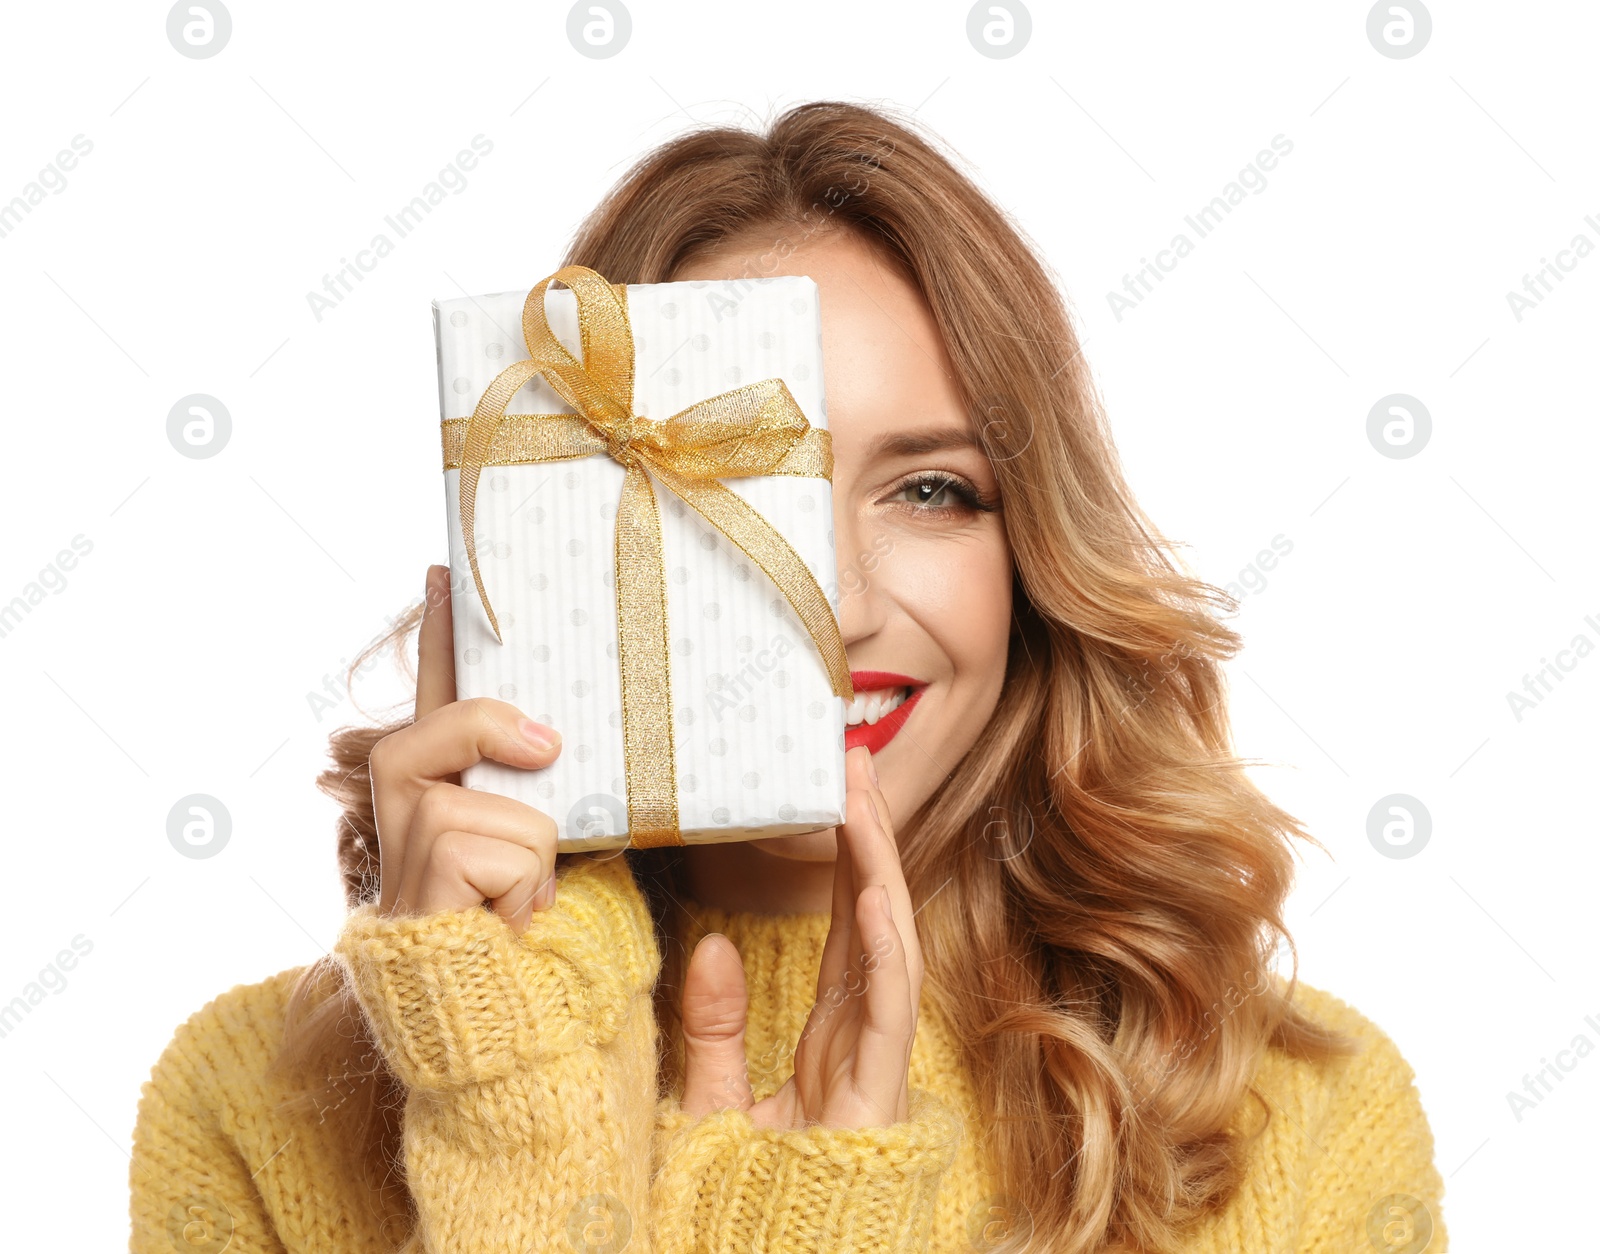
[433,266,854,851]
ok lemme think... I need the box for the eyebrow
[864,427,981,458]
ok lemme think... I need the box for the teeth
[845,687,909,728]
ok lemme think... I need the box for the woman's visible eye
[886,472,1000,516]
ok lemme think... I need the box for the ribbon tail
[614,463,682,848]
[652,466,855,702]
[457,357,546,643]
[458,430,502,646]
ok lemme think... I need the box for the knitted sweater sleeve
[1290,999,1449,1253]
[334,851,661,1254]
[648,1085,965,1252]
[129,1023,291,1254]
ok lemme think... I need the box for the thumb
[414,564,457,722]
[680,933,754,1117]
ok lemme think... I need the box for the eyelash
[886,471,1000,516]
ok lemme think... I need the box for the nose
[831,503,888,648]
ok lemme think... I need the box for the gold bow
[444,265,854,849]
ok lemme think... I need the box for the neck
[677,829,839,916]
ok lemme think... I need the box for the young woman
[130,101,1447,1253]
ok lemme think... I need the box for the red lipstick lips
[844,670,926,756]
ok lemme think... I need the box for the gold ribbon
[445,265,854,849]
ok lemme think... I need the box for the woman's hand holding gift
[679,744,923,1129]
[369,564,568,934]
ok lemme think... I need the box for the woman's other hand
[679,744,923,1129]
[369,564,565,934]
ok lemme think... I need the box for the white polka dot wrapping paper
[432,275,849,851]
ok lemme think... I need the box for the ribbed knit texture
[130,853,1448,1252]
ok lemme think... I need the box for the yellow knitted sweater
[130,853,1448,1252]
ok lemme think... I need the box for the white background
[1,2,1594,1248]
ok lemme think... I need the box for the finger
[746,1075,799,1132]
[395,781,559,918]
[838,764,905,929]
[372,698,561,848]
[405,829,546,932]
[408,781,559,859]
[813,750,866,1012]
[857,750,902,896]
[415,565,457,722]
[680,934,755,1117]
[748,1074,800,1132]
[374,709,560,914]
[839,751,921,994]
[851,883,914,1126]
[861,748,895,839]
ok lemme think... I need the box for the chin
[748,827,840,861]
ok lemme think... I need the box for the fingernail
[533,871,556,911]
[865,750,880,787]
[519,719,559,751]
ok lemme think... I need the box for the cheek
[884,532,1012,681]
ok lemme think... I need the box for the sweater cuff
[334,852,659,1091]
[650,1087,962,1253]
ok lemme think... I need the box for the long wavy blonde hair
[272,99,1350,1252]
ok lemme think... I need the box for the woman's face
[673,228,1014,863]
